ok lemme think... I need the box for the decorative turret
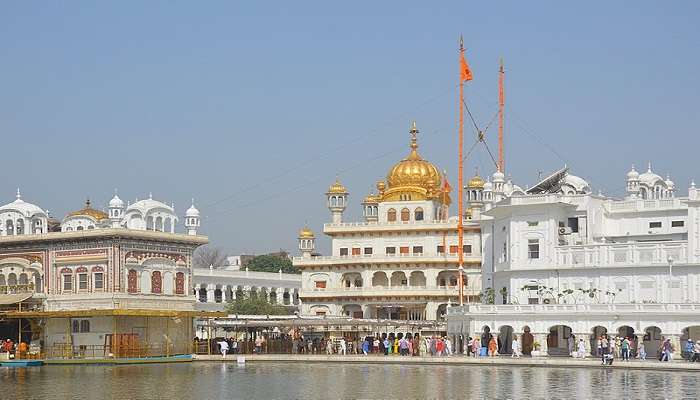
[466,168,485,220]
[185,199,200,235]
[326,177,348,224]
[109,190,125,228]
[492,169,506,202]
[298,226,315,258]
[626,165,640,199]
[362,191,379,223]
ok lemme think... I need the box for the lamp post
[667,256,674,304]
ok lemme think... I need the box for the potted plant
[531,341,542,357]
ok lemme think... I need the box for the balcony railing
[0,283,35,295]
[555,241,687,267]
[606,198,684,213]
[451,303,700,315]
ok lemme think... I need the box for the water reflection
[1,362,699,400]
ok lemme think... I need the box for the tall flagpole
[457,36,465,306]
[498,57,505,173]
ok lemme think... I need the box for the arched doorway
[498,325,514,354]
[681,326,700,359]
[643,326,662,359]
[547,325,574,356]
[590,326,608,357]
[372,271,388,287]
[436,304,448,321]
[617,325,637,358]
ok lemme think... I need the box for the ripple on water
[1,362,699,400]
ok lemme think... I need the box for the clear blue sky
[1,1,699,255]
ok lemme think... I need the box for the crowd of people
[1,338,29,359]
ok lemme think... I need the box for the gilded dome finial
[85,198,91,208]
[409,121,419,150]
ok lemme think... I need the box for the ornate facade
[0,191,207,357]
[293,123,482,323]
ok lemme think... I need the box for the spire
[647,162,652,172]
[409,121,419,150]
[498,56,505,173]
[16,188,21,200]
[691,180,696,189]
[86,198,91,208]
[149,192,153,199]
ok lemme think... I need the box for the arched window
[127,270,138,293]
[147,216,154,230]
[387,208,397,222]
[18,273,28,285]
[0,275,5,286]
[87,225,94,230]
[331,196,337,207]
[80,320,90,333]
[401,208,410,222]
[7,273,17,286]
[164,218,172,233]
[414,207,424,221]
[640,187,648,199]
[66,227,73,231]
[155,216,163,232]
[151,271,162,294]
[77,226,84,231]
[6,220,13,235]
[16,219,24,235]
[175,272,185,295]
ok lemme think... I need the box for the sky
[1,1,699,255]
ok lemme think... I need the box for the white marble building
[447,164,700,356]
[193,265,301,312]
[293,123,482,322]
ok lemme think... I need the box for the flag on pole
[460,51,473,82]
[442,170,452,193]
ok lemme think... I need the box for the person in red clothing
[436,337,445,356]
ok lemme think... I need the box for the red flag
[460,51,473,82]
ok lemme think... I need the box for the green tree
[224,292,292,315]
[246,254,299,274]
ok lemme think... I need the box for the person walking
[488,336,498,357]
[660,338,672,362]
[383,337,390,356]
[600,336,609,364]
[621,337,630,361]
[684,339,694,361]
[511,336,521,358]
[638,341,646,360]
[472,337,480,358]
[218,340,229,358]
[419,337,427,356]
[692,340,700,362]
[577,338,586,359]
[339,338,347,355]
[362,338,370,355]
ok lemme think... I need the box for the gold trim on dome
[362,191,379,204]
[327,177,347,194]
[66,199,109,221]
[298,226,315,238]
[467,175,485,189]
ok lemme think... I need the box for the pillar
[206,284,215,302]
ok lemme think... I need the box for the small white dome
[186,203,200,217]
[483,180,493,191]
[492,170,505,182]
[627,165,639,180]
[109,194,124,208]
[639,163,663,186]
[0,189,47,217]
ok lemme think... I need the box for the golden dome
[66,199,109,221]
[327,177,347,194]
[380,122,447,203]
[298,226,315,238]
[467,174,485,189]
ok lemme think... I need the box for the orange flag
[460,51,473,82]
